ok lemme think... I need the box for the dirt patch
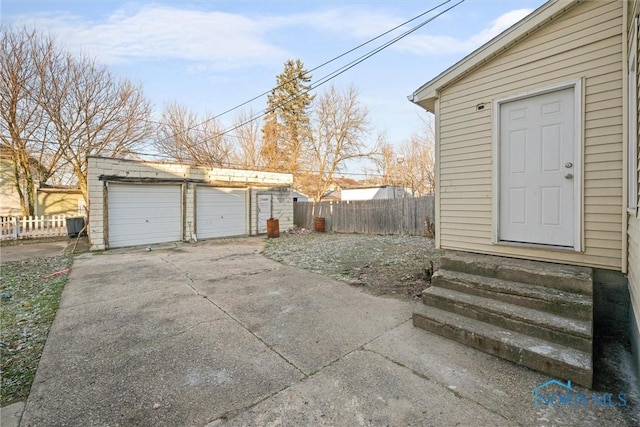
[264,232,443,301]
[0,240,68,264]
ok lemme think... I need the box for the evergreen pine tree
[261,59,314,175]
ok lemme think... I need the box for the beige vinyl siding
[437,0,624,270]
[628,0,640,355]
[636,0,640,213]
[0,158,22,216]
[37,190,83,216]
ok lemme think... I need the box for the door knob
[565,162,573,168]
[565,173,573,179]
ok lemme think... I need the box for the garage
[107,184,182,248]
[196,187,247,239]
[88,157,293,251]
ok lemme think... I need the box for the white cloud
[10,5,535,70]
[294,7,405,39]
[15,5,290,68]
[395,8,534,55]
[10,4,416,66]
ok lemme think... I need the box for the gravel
[264,232,443,301]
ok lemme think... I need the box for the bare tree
[368,116,435,196]
[371,140,401,186]
[156,101,232,167]
[396,138,434,196]
[396,118,435,196]
[41,53,153,203]
[1,26,153,210]
[231,108,263,169]
[0,26,67,215]
[301,85,378,201]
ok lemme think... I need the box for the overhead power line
[199,0,455,123]
[4,135,386,177]
[152,0,465,148]
[6,0,465,175]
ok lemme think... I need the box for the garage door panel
[108,184,182,248]
[196,187,247,239]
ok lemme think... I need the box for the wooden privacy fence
[294,196,435,236]
[0,215,68,240]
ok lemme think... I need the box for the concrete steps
[422,286,592,352]
[440,251,593,295]
[431,269,592,321]
[413,305,593,388]
[413,251,593,387]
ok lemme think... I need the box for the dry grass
[264,232,443,301]
[0,256,72,405]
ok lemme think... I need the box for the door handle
[565,173,573,179]
[565,162,573,168]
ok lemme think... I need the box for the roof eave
[409,0,582,111]
[408,92,436,113]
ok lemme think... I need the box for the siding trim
[491,79,584,251]
[628,16,638,213]
[435,97,442,248]
[623,1,633,274]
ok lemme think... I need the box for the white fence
[1,215,69,240]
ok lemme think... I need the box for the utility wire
[181,0,453,124]
[5,0,463,175]
[151,0,460,145]
[182,0,465,148]
[3,135,386,177]
[120,149,388,178]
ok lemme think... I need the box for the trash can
[66,216,86,238]
[267,218,279,238]
[314,217,326,232]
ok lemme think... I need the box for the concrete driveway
[19,238,632,426]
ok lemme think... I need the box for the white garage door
[196,187,247,239]
[108,184,182,248]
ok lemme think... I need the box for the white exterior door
[196,187,247,239]
[108,184,182,248]
[257,194,272,234]
[499,87,576,247]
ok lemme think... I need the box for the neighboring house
[0,149,82,217]
[292,190,309,202]
[36,186,85,217]
[341,185,412,201]
[0,155,22,216]
[87,156,293,250]
[319,190,341,201]
[319,177,360,201]
[410,0,639,387]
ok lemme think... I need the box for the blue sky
[1,0,547,155]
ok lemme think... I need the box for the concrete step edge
[422,286,592,344]
[432,269,592,321]
[413,305,593,388]
[440,251,593,295]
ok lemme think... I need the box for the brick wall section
[87,156,293,250]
